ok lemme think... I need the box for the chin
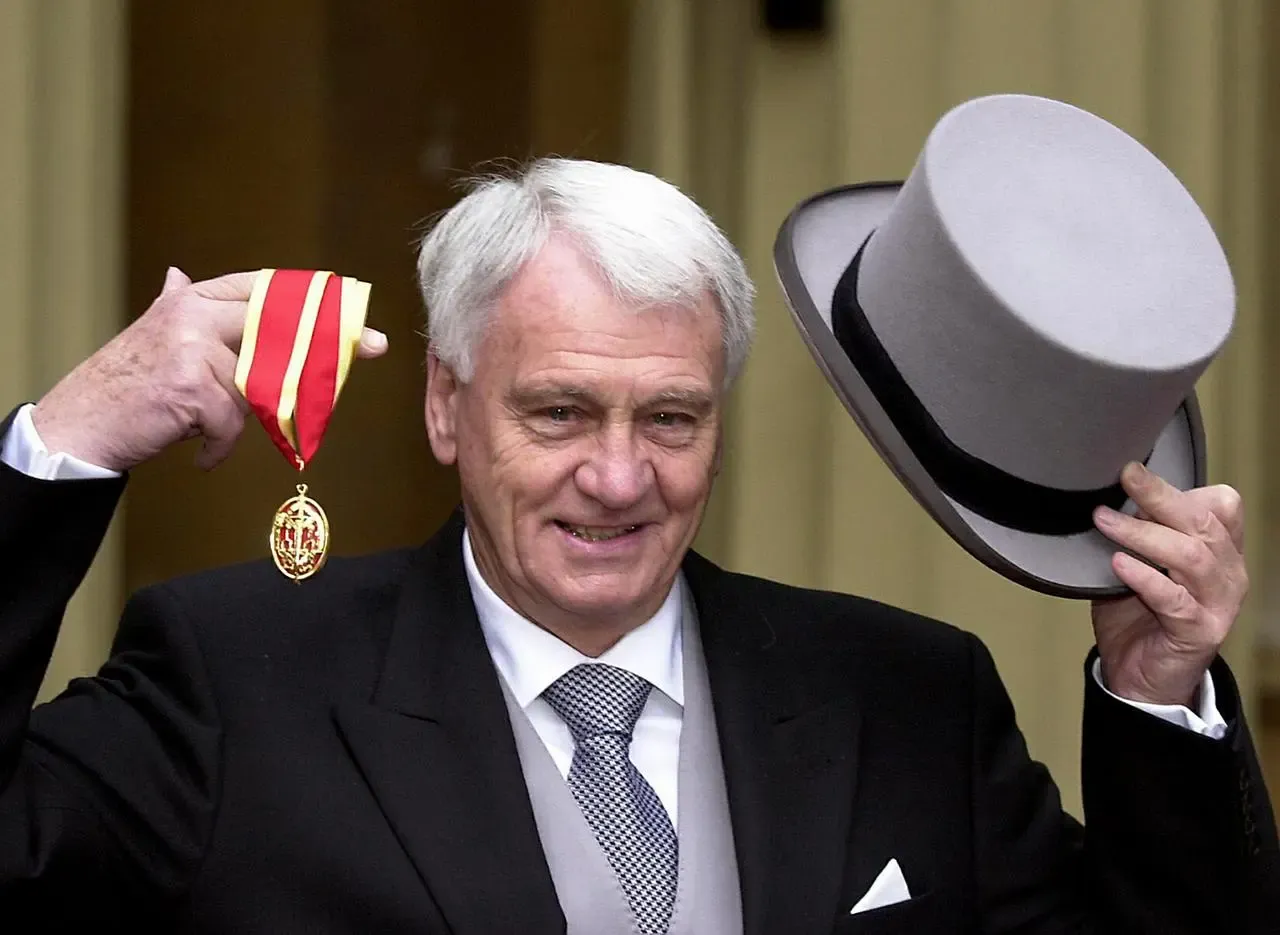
[550,579,655,621]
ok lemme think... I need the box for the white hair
[416,158,755,387]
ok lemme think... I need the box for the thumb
[161,266,192,294]
[356,327,389,359]
[190,271,261,303]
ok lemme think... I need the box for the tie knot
[542,664,653,742]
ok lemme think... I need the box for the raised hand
[1090,462,1248,708]
[31,267,388,473]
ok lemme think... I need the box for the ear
[425,351,460,465]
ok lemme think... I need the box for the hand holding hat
[775,94,1247,703]
[1091,463,1246,707]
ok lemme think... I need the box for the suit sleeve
[0,424,222,923]
[1080,648,1279,934]
[966,634,1090,933]
[967,632,1280,934]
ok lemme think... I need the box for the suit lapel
[684,554,862,935]
[329,517,858,935]
[333,514,564,935]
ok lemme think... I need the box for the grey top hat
[773,94,1235,599]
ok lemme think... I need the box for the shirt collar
[463,528,684,710]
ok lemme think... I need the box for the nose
[574,423,655,510]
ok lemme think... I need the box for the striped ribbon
[234,269,371,469]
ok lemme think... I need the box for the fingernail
[1094,505,1121,526]
[1122,461,1146,484]
[363,328,388,351]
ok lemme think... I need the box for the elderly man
[0,158,1274,933]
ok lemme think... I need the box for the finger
[205,343,252,415]
[356,328,389,359]
[161,266,192,295]
[1125,480,1244,560]
[1120,462,1222,543]
[1093,507,1235,605]
[208,319,388,362]
[194,379,248,471]
[1195,484,1245,552]
[1110,552,1204,641]
[188,300,250,356]
[193,345,251,471]
[194,278,390,360]
[1098,495,1237,560]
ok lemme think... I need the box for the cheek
[484,435,580,511]
[455,407,528,485]
[653,450,717,512]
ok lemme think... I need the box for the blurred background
[2,0,1277,817]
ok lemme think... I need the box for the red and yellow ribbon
[234,269,370,469]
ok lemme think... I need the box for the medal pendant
[236,269,370,583]
[270,483,330,582]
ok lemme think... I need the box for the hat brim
[773,182,1206,600]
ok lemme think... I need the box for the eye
[534,406,586,432]
[652,411,693,427]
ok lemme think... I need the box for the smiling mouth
[555,521,642,542]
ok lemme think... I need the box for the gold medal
[270,484,330,581]
[235,269,371,581]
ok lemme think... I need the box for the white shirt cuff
[1091,657,1228,739]
[2,403,122,481]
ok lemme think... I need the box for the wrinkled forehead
[477,245,727,386]
[486,300,726,392]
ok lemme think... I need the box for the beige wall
[632,0,1269,816]
[0,0,126,701]
[1,0,1270,818]
[1262,1,1280,653]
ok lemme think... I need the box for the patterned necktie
[542,663,679,935]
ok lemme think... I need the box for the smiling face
[426,234,725,652]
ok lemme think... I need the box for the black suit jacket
[0,438,1276,932]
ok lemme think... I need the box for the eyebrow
[507,384,715,415]
[641,389,716,415]
[508,384,597,411]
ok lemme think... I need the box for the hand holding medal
[31,265,387,580]
[234,269,372,582]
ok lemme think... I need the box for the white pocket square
[849,858,912,915]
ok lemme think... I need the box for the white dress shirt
[463,528,685,827]
[1,399,1229,756]
[1092,657,1226,737]
[2,404,120,481]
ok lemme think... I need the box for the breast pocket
[831,891,959,934]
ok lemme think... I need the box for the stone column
[0,0,126,698]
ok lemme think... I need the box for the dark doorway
[125,0,628,589]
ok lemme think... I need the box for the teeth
[561,524,639,542]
